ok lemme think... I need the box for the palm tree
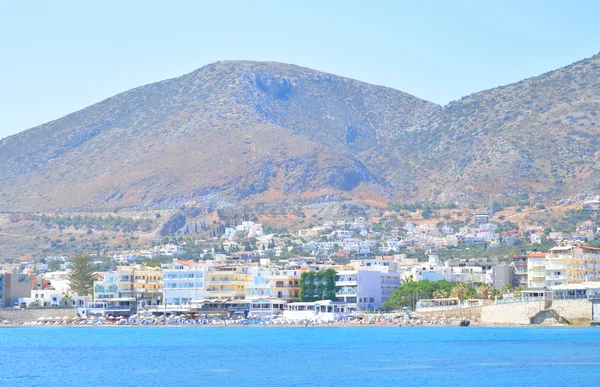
[491,288,501,300]
[512,285,524,298]
[502,283,512,293]
[29,299,42,308]
[61,294,73,307]
[452,283,468,301]
[401,274,415,285]
[433,290,448,299]
[478,284,491,300]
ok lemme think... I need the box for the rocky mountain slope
[1,54,599,212]
[412,53,600,202]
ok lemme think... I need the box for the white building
[336,268,400,311]
[161,260,207,305]
[527,254,547,288]
[159,244,185,256]
[403,255,451,282]
[283,300,350,322]
[18,290,62,307]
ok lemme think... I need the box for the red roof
[527,253,546,258]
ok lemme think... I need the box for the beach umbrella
[37,317,45,321]
[54,317,62,321]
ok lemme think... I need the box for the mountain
[0,61,439,211]
[407,53,600,202]
[1,54,600,212]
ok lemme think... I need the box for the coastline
[0,321,575,328]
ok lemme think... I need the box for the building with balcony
[134,266,163,308]
[546,245,600,284]
[116,267,135,299]
[512,255,528,287]
[527,253,546,288]
[246,269,273,299]
[161,260,207,306]
[267,269,301,302]
[525,245,600,289]
[93,273,119,300]
[335,269,400,311]
[205,266,250,300]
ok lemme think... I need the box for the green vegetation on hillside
[37,214,154,232]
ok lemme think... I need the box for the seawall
[552,299,592,324]
[481,301,546,325]
[480,299,594,325]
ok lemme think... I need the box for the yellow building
[547,245,600,286]
[205,266,250,300]
[133,266,163,307]
[267,269,301,303]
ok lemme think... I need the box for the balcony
[546,275,566,280]
[163,277,201,281]
[528,281,546,288]
[208,281,249,285]
[528,273,545,278]
[95,287,118,293]
[336,280,357,286]
[336,289,357,296]
[163,285,203,290]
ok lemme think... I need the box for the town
[2,197,600,326]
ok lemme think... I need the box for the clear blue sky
[1,0,599,139]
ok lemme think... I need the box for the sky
[1,0,600,139]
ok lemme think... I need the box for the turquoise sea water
[1,326,600,386]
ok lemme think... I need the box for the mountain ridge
[1,55,599,212]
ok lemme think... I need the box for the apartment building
[161,260,206,305]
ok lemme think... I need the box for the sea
[1,326,599,386]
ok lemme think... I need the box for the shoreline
[0,321,578,328]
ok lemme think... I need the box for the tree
[383,279,459,311]
[401,274,415,285]
[29,299,42,308]
[61,294,73,307]
[451,283,468,301]
[512,285,524,298]
[478,284,491,300]
[491,288,501,299]
[68,254,95,296]
[47,259,62,272]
